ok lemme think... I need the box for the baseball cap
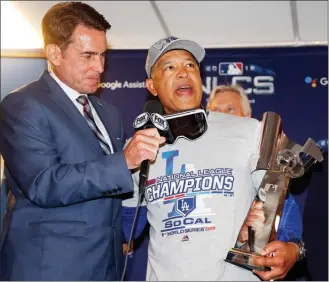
[145,36,206,78]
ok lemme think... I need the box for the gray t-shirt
[124,111,262,281]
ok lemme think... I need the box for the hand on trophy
[252,241,300,281]
[237,200,265,244]
[225,112,322,275]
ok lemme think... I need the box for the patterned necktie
[76,95,113,155]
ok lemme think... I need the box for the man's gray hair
[206,84,252,117]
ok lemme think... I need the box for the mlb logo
[219,62,243,76]
[182,235,189,242]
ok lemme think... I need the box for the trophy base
[225,248,271,272]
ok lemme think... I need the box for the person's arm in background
[276,193,302,242]
[122,178,147,242]
[122,200,147,242]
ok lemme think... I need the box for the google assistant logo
[304,76,317,88]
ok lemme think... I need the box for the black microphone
[133,100,168,202]
[143,99,164,115]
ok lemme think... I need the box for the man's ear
[44,44,62,67]
[146,78,158,97]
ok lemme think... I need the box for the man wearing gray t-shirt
[123,36,301,281]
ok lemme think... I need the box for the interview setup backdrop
[1,44,327,280]
[98,47,328,281]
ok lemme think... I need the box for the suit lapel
[39,71,103,155]
[89,95,120,152]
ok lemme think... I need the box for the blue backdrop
[99,46,328,213]
[99,46,328,146]
[0,46,328,280]
[98,46,328,280]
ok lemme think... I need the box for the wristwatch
[288,238,306,261]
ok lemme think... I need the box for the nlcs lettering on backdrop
[203,76,275,95]
[232,76,274,94]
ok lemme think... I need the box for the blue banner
[99,46,328,281]
[100,46,328,210]
[100,47,328,148]
[0,46,327,281]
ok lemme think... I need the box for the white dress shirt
[50,72,114,154]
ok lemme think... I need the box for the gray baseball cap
[145,36,206,78]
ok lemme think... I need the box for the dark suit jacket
[302,152,328,281]
[0,71,134,280]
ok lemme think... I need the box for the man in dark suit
[292,149,328,281]
[0,2,164,280]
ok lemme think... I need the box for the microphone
[143,99,164,115]
[133,100,168,202]
[120,100,166,282]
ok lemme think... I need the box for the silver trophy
[225,112,323,271]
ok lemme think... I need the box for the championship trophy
[225,112,323,271]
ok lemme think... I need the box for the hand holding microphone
[124,127,165,170]
[123,100,167,170]
[124,100,168,202]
